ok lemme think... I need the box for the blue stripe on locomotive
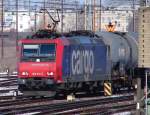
[62,43,108,82]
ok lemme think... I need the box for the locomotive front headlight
[47,72,54,76]
[21,72,29,76]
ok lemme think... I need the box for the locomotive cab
[18,38,63,96]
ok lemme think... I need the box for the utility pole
[133,0,135,32]
[84,0,87,30]
[44,0,46,28]
[29,0,30,16]
[136,77,142,115]
[75,1,78,31]
[145,71,148,115]
[99,0,101,31]
[140,0,146,6]
[34,5,37,32]
[93,0,96,32]
[1,0,4,58]
[61,0,63,33]
[16,0,18,49]
[1,0,3,32]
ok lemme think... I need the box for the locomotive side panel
[62,43,109,82]
[93,45,109,80]
[62,45,71,81]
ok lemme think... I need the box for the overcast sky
[4,0,142,9]
[79,0,140,7]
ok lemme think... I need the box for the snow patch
[0,85,18,89]
[0,72,8,75]
[16,112,40,115]
[0,78,8,81]
[113,112,131,115]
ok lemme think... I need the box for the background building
[0,0,140,72]
[1,0,84,32]
[100,10,139,32]
[1,0,140,33]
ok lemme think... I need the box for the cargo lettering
[72,50,94,75]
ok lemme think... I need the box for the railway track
[0,86,18,93]
[0,74,136,114]
[0,94,135,115]
[0,74,17,78]
[0,74,17,86]
[0,96,53,107]
[35,94,135,115]
[0,95,23,101]
[0,75,17,81]
[0,80,17,87]
[0,75,18,94]
[54,102,135,115]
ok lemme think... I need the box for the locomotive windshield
[21,44,56,62]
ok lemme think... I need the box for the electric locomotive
[18,30,138,96]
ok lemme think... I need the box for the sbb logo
[71,50,94,75]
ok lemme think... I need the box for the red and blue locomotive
[18,30,138,96]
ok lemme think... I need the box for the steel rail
[0,94,134,115]
[34,95,134,115]
[0,97,53,108]
[54,102,136,115]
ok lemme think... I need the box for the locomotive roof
[24,30,105,45]
[63,30,105,45]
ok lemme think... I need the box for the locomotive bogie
[18,78,56,91]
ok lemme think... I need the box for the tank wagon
[18,30,138,96]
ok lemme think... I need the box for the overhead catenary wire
[2,1,141,11]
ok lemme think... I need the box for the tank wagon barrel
[95,31,138,75]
